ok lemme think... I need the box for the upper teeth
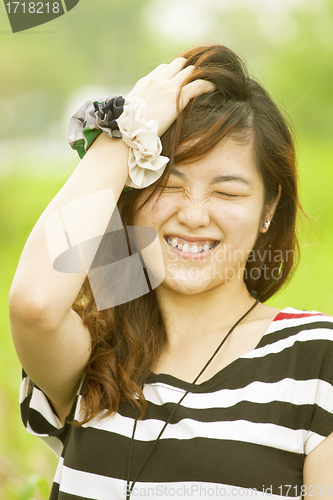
[168,238,214,253]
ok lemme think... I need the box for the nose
[176,197,211,229]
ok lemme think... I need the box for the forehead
[172,137,260,185]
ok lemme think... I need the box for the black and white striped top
[20,308,333,500]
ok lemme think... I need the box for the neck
[155,280,256,350]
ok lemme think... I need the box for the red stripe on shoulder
[273,311,325,322]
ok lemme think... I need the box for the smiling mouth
[165,237,219,254]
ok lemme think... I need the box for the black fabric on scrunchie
[94,96,125,134]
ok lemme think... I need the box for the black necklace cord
[192,298,260,385]
[126,417,138,499]
[126,298,260,499]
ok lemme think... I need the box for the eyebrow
[170,168,253,187]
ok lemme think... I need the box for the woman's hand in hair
[126,57,215,136]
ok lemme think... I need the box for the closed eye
[216,192,240,198]
[161,187,242,198]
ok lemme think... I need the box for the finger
[144,63,168,79]
[158,57,188,80]
[180,80,216,109]
[171,64,196,86]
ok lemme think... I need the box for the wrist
[69,95,170,191]
[88,133,130,182]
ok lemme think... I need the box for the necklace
[125,297,260,499]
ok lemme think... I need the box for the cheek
[216,202,263,241]
[134,197,174,226]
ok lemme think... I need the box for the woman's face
[133,136,271,296]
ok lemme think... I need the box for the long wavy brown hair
[71,44,301,425]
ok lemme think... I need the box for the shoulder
[276,307,333,326]
[251,304,333,336]
[271,307,333,346]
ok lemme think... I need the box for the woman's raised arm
[8,134,130,423]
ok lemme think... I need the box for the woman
[9,44,333,499]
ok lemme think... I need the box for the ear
[260,184,282,233]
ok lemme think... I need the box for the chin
[162,273,215,295]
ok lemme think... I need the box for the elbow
[8,287,59,332]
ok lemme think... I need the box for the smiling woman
[133,137,272,299]
[8,44,333,500]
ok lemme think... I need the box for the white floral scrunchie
[69,95,170,191]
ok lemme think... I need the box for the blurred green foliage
[1,0,332,497]
[1,0,333,139]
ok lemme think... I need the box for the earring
[264,220,270,230]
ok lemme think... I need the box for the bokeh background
[1,0,333,498]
